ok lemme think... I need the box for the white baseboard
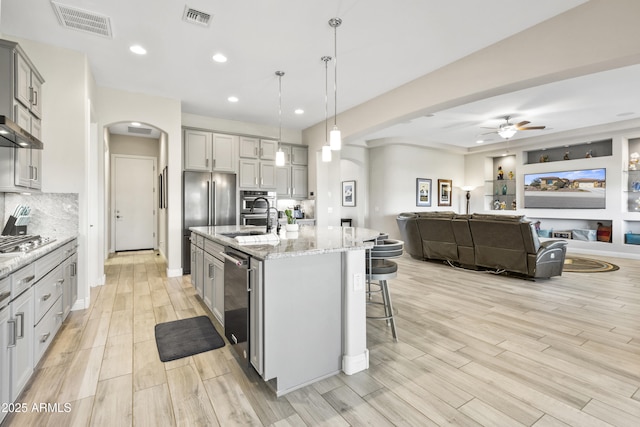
[167,267,183,278]
[342,349,369,375]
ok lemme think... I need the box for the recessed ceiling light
[212,53,227,63]
[294,109,304,115]
[131,122,141,127]
[228,96,239,103]
[129,45,147,55]
[476,140,484,144]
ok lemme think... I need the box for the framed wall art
[438,179,452,207]
[416,178,431,207]
[342,180,356,207]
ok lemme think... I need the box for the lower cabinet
[249,257,263,375]
[203,239,224,326]
[9,287,34,401]
[0,304,10,425]
[2,238,78,408]
[191,242,204,298]
[62,252,78,318]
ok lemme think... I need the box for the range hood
[0,115,43,150]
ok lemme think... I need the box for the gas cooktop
[0,235,55,253]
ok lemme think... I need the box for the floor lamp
[461,186,475,215]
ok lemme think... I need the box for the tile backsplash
[3,193,79,239]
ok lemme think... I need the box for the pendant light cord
[322,56,331,142]
[333,23,338,126]
[276,71,284,143]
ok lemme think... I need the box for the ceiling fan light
[322,145,332,162]
[275,149,286,167]
[498,128,517,139]
[330,126,341,150]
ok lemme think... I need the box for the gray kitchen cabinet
[184,130,237,173]
[191,241,204,298]
[239,159,276,189]
[203,238,224,326]
[290,145,308,165]
[62,249,78,319]
[9,286,34,401]
[0,279,10,425]
[275,166,290,198]
[0,39,44,193]
[239,137,278,160]
[249,257,263,375]
[276,165,307,199]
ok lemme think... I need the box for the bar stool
[366,238,403,341]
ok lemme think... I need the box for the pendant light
[329,17,342,151]
[275,71,286,167]
[321,56,332,162]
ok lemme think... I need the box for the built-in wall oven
[240,190,276,227]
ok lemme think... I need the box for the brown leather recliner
[396,212,567,278]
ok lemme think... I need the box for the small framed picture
[438,179,452,207]
[416,178,431,207]
[342,180,356,207]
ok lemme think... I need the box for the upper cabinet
[239,137,277,160]
[276,144,308,199]
[0,39,45,192]
[184,130,238,173]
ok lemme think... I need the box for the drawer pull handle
[40,332,51,343]
[42,293,51,301]
[57,311,64,317]
[56,279,65,285]
[21,275,35,285]
[7,319,16,347]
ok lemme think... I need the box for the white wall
[339,145,368,227]
[368,142,465,239]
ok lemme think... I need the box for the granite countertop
[0,235,78,279]
[190,225,380,260]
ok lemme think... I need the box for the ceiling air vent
[128,126,152,135]
[182,6,212,26]
[51,1,113,38]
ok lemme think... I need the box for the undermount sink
[219,230,268,238]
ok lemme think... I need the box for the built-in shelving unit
[485,155,517,211]
[524,139,612,164]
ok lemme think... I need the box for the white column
[341,248,369,374]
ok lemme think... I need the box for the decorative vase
[285,223,299,232]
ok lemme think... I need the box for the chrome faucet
[251,196,273,233]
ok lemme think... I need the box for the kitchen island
[189,225,380,396]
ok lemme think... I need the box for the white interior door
[113,155,156,251]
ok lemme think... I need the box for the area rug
[563,256,619,273]
[155,316,225,362]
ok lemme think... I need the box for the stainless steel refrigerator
[182,171,237,273]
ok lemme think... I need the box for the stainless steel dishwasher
[220,247,251,362]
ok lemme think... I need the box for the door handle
[16,312,25,339]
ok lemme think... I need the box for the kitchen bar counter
[0,235,77,279]
[189,225,380,260]
[189,225,378,396]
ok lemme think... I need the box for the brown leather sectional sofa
[397,211,568,279]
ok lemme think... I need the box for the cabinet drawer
[34,296,63,363]
[36,246,65,278]
[61,240,78,260]
[0,276,10,307]
[34,265,63,324]
[11,263,36,297]
[191,233,204,248]
[204,239,224,259]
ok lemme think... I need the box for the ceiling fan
[482,115,546,139]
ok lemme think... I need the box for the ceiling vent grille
[51,1,113,38]
[182,6,212,26]
[128,126,152,135]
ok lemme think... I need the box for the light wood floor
[3,250,640,426]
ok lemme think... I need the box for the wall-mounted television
[523,168,606,209]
